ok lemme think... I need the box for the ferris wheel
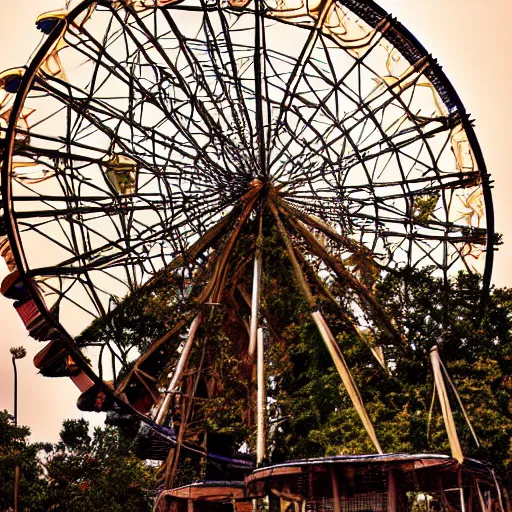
[0,0,497,508]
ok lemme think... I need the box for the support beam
[331,469,341,512]
[312,310,383,454]
[269,198,381,454]
[155,315,201,426]
[256,327,266,465]
[248,256,262,360]
[430,345,463,463]
[388,470,397,512]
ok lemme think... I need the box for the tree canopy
[0,414,156,511]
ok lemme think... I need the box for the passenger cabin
[33,340,95,393]
[103,154,138,196]
[0,270,57,341]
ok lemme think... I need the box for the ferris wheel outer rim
[0,0,495,394]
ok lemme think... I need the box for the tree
[0,413,157,511]
[0,410,48,512]
[43,419,157,512]
[262,266,512,495]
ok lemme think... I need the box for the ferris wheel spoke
[37,77,213,176]
[113,6,252,169]
[43,276,106,319]
[212,8,256,154]
[65,29,236,179]
[163,5,256,163]
[284,194,474,238]
[266,20,391,170]
[23,199,234,279]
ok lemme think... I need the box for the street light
[10,346,26,512]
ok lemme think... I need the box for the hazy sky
[0,0,511,443]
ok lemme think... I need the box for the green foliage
[76,271,182,362]
[0,414,156,511]
[259,259,512,492]
[412,194,439,224]
[43,420,157,512]
[0,410,48,512]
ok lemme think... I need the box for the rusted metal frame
[325,176,481,202]
[15,187,225,233]
[290,239,365,338]
[401,238,444,272]
[24,200,231,278]
[166,338,207,489]
[67,25,229,177]
[284,196,474,235]
[100,211,240,395]
[408,236,454,273]
[352,0,493,299]
[268,18,393,177]
[40,73,145,142]
[286,214,400,341]
[34,76,168,184]
[367,0,494,307]
[215,6,256,148]
[36,75,213,193]
[360,55,453,215]
[197,187,261,304]
[35,276,105,320]
[184,1,255,162]
[268,198,384,452]
[381,231,486,243]
[1,3,101,363]
[260,18,274,172]
[253,0,268,176]
[13,131,111,162]
[115,314,196,398]
[276,198,375,261]
[430,346,463,463]
[157,6,242,135]
[78,9,119,135]
[295,63,444,166]
[267,12,391,163]
[11,189,218,205]
[155,314,202,426]
[346,121,452,171]
[61,99,93,299]
[269,108,347,185]
[268,197,315,308]
[357,56,456,278]
[272,105,381,231]
[286,187,405,222]
[279,94,417,239]
[281,171,478,205]
[14,217,91,265]
[0,0,225,450]
[121,6,239,157]
[273,70,443,256]
[14,199,178,219]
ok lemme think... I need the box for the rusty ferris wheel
[0,0,501,510]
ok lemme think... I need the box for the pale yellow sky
[0,0,511,442]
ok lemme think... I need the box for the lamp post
[10,346,26,512]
